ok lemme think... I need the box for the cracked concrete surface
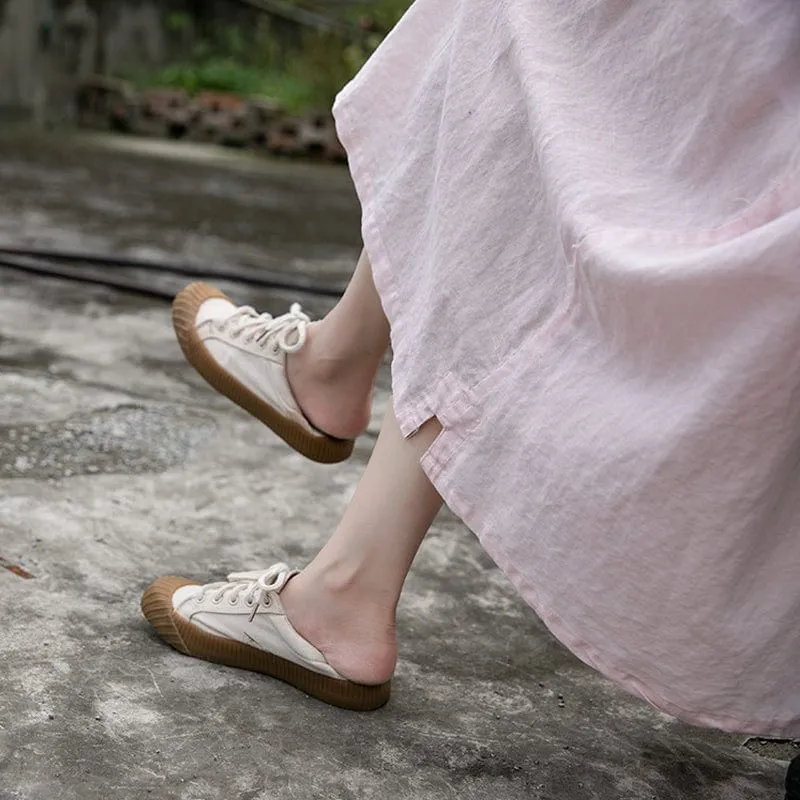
[0,131,796,799]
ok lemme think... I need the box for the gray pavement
[0,130,795,799]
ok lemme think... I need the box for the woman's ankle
[286,325,378,439]
[280,570,398,685]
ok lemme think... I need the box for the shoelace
[198,563,293,620]
[218,303,310,353]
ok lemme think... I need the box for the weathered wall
[0,0,50,110]
[103,3,166,77]
[0,0,266,116]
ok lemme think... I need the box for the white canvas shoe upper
[172,563,342,679]
[195,298,321,437]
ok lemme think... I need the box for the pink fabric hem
[334,91,799,738]
[446,483,799,737]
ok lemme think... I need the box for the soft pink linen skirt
[333,0,800,735]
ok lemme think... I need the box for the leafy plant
[165,12,192,33]
[125,2,412,112]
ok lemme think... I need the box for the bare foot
[280,569,397,686]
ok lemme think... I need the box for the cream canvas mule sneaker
[141,563,391,711]
[172,283,354,464]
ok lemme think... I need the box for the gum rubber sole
[172,282,354,465]
[141,576,391,712]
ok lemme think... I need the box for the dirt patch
[744,738,800,763]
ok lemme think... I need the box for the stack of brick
[136,89,192,139]
[74,77,347,162]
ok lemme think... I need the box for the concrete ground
[0,131,796,800]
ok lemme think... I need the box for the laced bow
[198,563,294,620]
[219,303,310,353]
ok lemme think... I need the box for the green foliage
[144,60,261,97]
[127,2,412,112]
[165,12,192,33]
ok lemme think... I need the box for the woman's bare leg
[287,249,390,439]
[281,402,443,685]
[284,251,440,683]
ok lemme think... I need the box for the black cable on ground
[0,252,178,301]
[0,246,345,300]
